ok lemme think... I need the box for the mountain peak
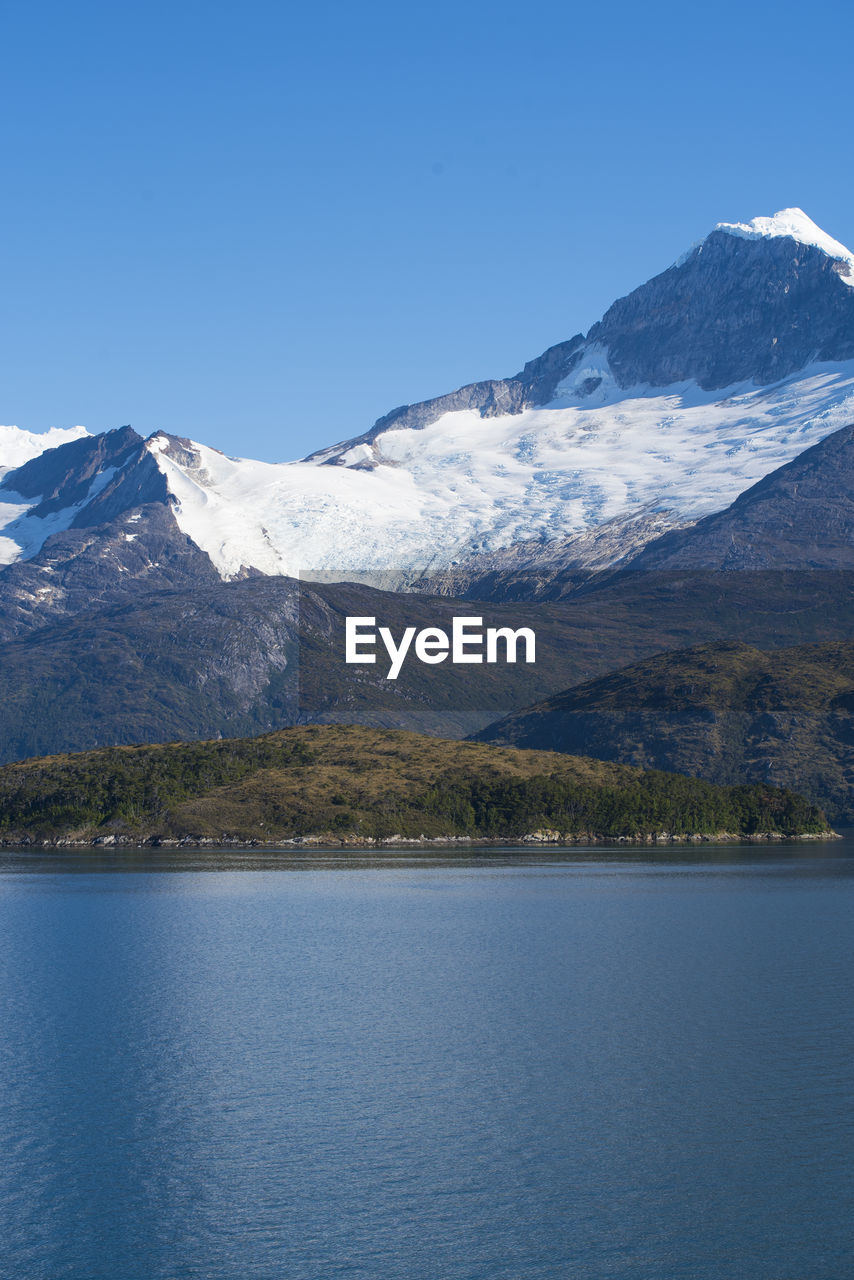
[591,206,854,391]
[714,208,854,280]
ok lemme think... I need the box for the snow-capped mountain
[3,207,854,590]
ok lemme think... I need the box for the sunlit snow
[0,424,89,480]
[148,361,854,580]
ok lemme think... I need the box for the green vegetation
[0,724,829,845]
[418,773,824,840]
[0,735,315,835]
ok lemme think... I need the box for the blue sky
[2,0,852,461]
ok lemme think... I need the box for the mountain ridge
[2,208,854,585]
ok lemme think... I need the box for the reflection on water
[1,843,853,1279]
[2,837,853,875]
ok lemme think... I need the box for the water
[1,843,853,1279]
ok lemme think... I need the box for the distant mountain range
[2,207,854,601]
[3,206,854,790]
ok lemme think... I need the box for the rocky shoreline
[0,828,840,850]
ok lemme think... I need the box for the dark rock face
[1,426,145,514]
[0,503,221,642]
[0,428,208,532]
[0,428,220,640]
[4,552,854,761]
[72,449,171,527]
[630,422,854,570]
[589,231,854,389]
[0,578,303,761]
[0,575,604,761]
[357,379,533,443]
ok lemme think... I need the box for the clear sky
[2,0,853,462]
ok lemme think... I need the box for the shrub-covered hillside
[0,725,831,845]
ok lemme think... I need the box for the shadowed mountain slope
[2,565,854,763]
[476,639,854,821]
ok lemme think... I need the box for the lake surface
[1,843,853,1279]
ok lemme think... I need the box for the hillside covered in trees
[0,725,831,846]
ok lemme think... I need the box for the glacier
[146,359,854,579]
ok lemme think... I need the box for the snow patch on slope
[149,361,854,580]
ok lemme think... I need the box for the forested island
[0,725,832,846]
